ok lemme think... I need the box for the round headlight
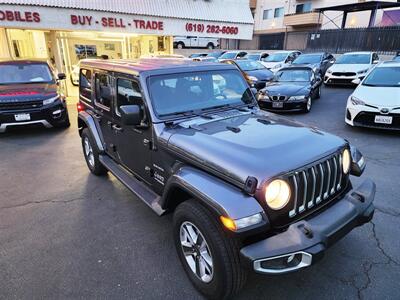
[342,149,351,174]
[265,179,291,210]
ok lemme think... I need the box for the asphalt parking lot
[0,86,399,299]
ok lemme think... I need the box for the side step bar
[99,155,165,216]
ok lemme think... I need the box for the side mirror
[120,105,142,126]
[58,73,66,80]
[351,78,361,85]
[373,60,379,64]
[254,81,266,90]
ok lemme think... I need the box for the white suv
[173,36,219,49]
[325,52,379,86]
[345,61,400,130]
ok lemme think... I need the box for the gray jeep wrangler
[77,58,375,299]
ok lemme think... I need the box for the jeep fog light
[342,149,351,174]
[265,179,291,210]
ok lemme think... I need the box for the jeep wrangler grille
[287,151,348,219]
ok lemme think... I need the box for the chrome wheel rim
[180,221,214,283]
[307,97,312,111]
[84,137,95,167]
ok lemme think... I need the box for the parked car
[261,50,302,72]
[218,51,247,61]
[324,52,379,86]
[258,66,322,113]
[0,59,70,132]
[345,61,400,130]
[77,58,374,299]
[245,51,269,62]
[173,36,219,49]
[221,59,273,90]
[192,57,218,62]
[291,52,335,76]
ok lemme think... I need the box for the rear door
[93,71,119,161]
[112,76,153,184]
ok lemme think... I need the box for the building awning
[0,0,254,39]
[315,1,400,13]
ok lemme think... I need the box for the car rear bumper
[240,179,375,274]
[0,100,68,132]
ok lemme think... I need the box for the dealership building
[0,0,253,93]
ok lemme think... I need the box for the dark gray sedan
[291,52,335,76]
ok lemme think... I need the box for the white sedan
[325,52,379,86]
[345,61,400,130]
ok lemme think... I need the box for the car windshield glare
[264,53,287,62]
[362,67,400,87]
[293,55,322,64]
[275,69,311,82]
[0,63,53,84]
[220,52,237,59]
[236,60,265,71]
[148,70,254,118]
[336,54,371,64]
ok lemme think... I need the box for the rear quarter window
[79,69,92,101]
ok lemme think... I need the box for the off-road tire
[173,200,247,299]
[81,128,107,176]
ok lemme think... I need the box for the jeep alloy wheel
[180,221,214,283]
[83,137,95,167]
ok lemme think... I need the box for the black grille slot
[332,72,356,77]
[288,152,345,219]
[271,95,287,101]
[0,100,43,111]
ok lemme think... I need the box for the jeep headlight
[265,179,291,210]
[342,149,351,174]
[43,95,60,105]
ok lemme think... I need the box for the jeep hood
[166,110,346,187]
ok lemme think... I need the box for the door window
[116,78,146,121]
[95,73,112,110]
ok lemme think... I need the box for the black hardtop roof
[80,58,236,76]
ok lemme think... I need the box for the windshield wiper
[160,109,213,119]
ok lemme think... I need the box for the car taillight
[77,102,84,112]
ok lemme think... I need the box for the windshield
[246,54,261,61]
[0,63,53,85]
[362,67,400,87]
[207,52,223,58]
[293,54,322,64]
[336,54,371,64]
[264,53,288,62]
[236,60,265,71]
[148,70,254,117]
[275,69,311,82]
[219,52,237,59]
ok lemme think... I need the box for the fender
[78,111,104,152]
[161,166,265,221]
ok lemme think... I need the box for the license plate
[374,115,392,124]
[14,113,31,121]
[272,102,283,108]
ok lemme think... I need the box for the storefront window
[75,44,97,59]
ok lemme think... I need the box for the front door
[93,72,119,161]
[113,77,153,184]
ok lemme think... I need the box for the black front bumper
[258,99,306,112]
[0,100,68,132]
[240,179,375,274]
